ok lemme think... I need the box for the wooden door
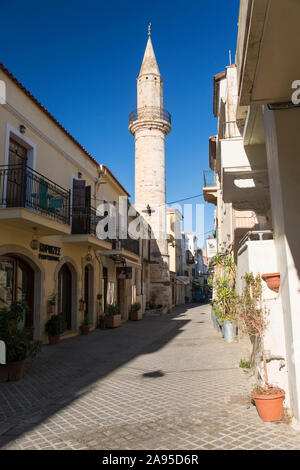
[6,139,27,207]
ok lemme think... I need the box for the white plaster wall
[263,105,300,421]
[220,139,250,169]
[237,240,289,405]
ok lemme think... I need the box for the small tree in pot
[0,301,42,381]
[238,272,285,422]
[130,302,142,321]
[106,304,121,328]
[80,313,90,335]
[45,314,66,345]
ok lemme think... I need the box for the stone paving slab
[0,303,300,450]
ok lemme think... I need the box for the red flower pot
[251,387,285,422]
[262,273,280,293]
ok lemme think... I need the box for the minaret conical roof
[138,36,160,77]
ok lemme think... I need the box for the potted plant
[47,294,56,314]
[214,276,237,342]
[238,272,285,422]
[45,314,66,345]
[80,314,90,335]
[261,273,280,293]
[98,312,106,329]
[105,304,121,328]
[130,302,142,321]
[0,301,42,381]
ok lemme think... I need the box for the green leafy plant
[237,272,270,388]
[0,301,42,362]
[131,302,141,313]
[107,304,120,316]
[239,359,251,369]
[45,314,66,336]
[81,314,89,326]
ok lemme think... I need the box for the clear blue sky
[0,0,239,247]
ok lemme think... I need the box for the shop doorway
[0,255,34,329]
[58,263,72,330]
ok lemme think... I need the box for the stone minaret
[129,26,171,310]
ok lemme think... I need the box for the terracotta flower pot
[7,360,26,381]
[130,310,142,321]
[80,325,90,335]
[105,314,121,328]
[48,335,60,345]
[251,388,285,422]
[261,273,280,293]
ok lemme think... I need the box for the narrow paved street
[1,304,300,450]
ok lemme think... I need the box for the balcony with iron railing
[120,236,140,256]
[129,107,171,125]
[71,207,140,255]
[203,170,217,188]
[203,170,218,205]
[0,164,70,227]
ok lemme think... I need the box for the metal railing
[71,206,105,236]
[121,236,140,256]
[203,170,217,188]
[222,119,245,139]
[129,107,171,125]
[239,230,274,248]
[0,164,70,224]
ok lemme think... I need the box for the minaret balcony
[129,107,171,125]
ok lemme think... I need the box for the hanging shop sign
[116,266,132,279]
[38,243,61,262]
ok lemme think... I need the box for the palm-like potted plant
[0,301,42,381]
[238,272,285,422]
[130,302,142,321]
[80,313,90,335]
[105,304,121,328]
[45,314,66,344]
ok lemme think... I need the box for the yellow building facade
[0,64,147,343]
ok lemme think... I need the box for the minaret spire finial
[148,22,151,37]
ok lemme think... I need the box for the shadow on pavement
[0,302,209,447]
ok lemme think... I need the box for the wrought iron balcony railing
[71,208,140,255]
[0,164,70,224]
[71,206,105,237]
[120,236,140,256]
[203,170,217,188]
[129,107,171,125]
[238,230,274,249]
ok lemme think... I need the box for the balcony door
[71,179,91,234]
[6,138,28,207]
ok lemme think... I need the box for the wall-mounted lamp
[78,172,82,179]
[30,228,39,250]
[85,246,93,262]
[19,125,26,134]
